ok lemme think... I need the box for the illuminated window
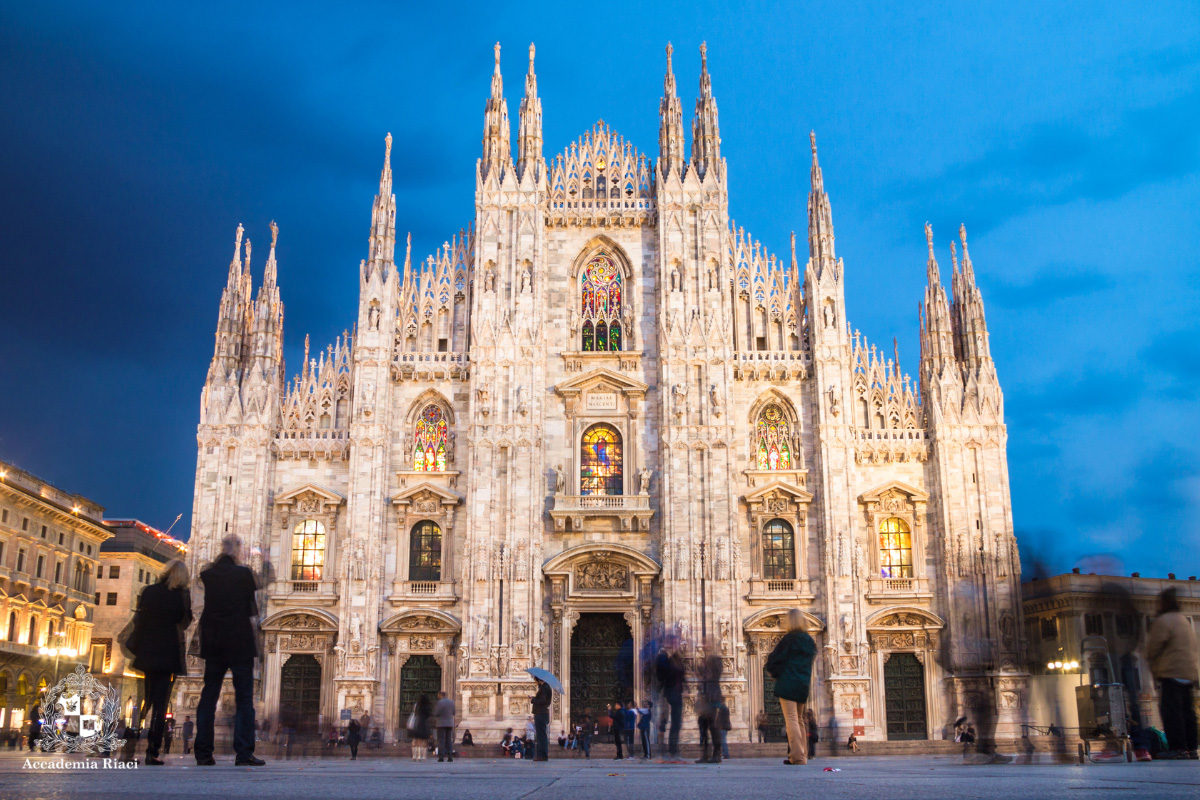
[412,405,448,472]
[27,616,37,647]
[762,519,796,580]
[290,519,326,581]
[755,405,793,470]
[580,254,623,352]
[878,517,913,578]
[580,424,623,496]
[6,612,15,642]
[408,521,442,582]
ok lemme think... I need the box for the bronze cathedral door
[569,613,633,725]
[884,652,927,740]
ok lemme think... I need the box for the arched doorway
[279,654,322,734]
[883,653,926,740]
[569,613,632,725]
[761,665,785,742]
[399,655,442,725]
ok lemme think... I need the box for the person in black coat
[530,678,552,761]
[193,535,266,766]
[127,558,192,765]
[346,719,362,760]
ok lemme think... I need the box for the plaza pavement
[1,751,1198,800]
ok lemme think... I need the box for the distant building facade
[180,43,1025,743]
[93,519,188,723]
[0,459,109,738]
[1022,571,1200,729]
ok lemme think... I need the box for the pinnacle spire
[263,220,279,288]
[481,42,512,181]
[920,222,956,374]
[924,222,939,285]
[690,41,721,180]
[807,130,836,272]
[366,133,397,275]
[517,42,543,182]
[658,42,685,180]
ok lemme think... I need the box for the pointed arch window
[580,423,623,496]
[755,404,793,470]
[580,253,623,352]
[413,404,448,472]
[291,519,326,581]
[408,521,442,582]
[879,517,913,578]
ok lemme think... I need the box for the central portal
[569,613,633,724]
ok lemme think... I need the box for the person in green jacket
[765,609,817,765]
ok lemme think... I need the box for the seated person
[501,728,516,757]
[513,736,527,758]
[558,731,567,748]
[461,729,475,746]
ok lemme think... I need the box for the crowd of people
[24,532,1198,768]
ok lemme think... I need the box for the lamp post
[1047,659,1081,686]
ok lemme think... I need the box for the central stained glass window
[291,519,326,581]
[879,517,913,578]
[755,404,793,470]
[580,423,623,496]
[580,253,623,352]
[413,404,448,472]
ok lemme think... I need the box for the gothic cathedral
[179,42,1027,743]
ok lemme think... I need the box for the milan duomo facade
[178,43,1028,743]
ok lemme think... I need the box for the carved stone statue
[554,464,566,493]
[519,264,532,294]
[367,304,380,331]
[709,384,723,417]
[827,386,840,417]
[638,467,652,495]
[824,303,835,328]
[514,615,528,644]
[515,385,529,416]
[353,540,366,581]
[484,268,495,292]
[671,265,681,292]
[350,613,364,648]
[569,308,579,337]
[447,431,456,464]
[476,387,490,405]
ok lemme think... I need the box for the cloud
[983,263,1115,310]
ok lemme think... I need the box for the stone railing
[550,494,654,532]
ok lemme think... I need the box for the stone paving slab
[0,752,1197,800]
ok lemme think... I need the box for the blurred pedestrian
[194,535,266,766]
[1146,588,1199,759]
[765,609,816,766]
[717,700,731,759]
[163,718,174,754]
[611,701,626,760]
[531,678,552,761]
[410,694,432,761]
[805,708,818,759]
[695,646,724,764]
[654,636,686,759]
[637,700,653,759]
[181,715,193,755]
[127,558,193,766]
[755,711,768,743]
[433,691,455,762]
[347,718,362,760]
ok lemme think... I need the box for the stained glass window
[755,405,793,470]
[413,404,448,472]
[762,519,796,580]
[580,423,623,496]
[580,253,623,352]
[879,517,913,579]
[409,521,442,582]
[291,519,326,581]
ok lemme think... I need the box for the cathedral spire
[658,42,685,180]
[262,220,279,289]
[951,224,993,367]
[807,131,837,273]
[690,41,721,181]
[480,42,512,182]
[920,222,957,374]
[366,133,397,280]
[517,42,543,183]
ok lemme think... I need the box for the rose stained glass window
[879,517,913,578]
[580,423,623,496]
[581,254,622,352]
[755,405,793,470]
[413,405,448,472]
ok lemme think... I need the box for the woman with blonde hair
[126,558,193,765]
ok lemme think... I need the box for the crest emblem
[38,666,124,753]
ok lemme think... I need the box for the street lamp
[39,634,78,684]
[1048,660,1082,687]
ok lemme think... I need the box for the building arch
[403,389,457,426]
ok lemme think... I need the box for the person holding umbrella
[525,667,562,763]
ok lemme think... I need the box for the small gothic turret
[364,133,397,283]
[690,42,721,181]
[480,42,512,182]
[516,43,543,183]
[919,222,957,376]
[211,223,250,380]
[807,131,837,274]
[658,43,685,181]
[950,224,993,370]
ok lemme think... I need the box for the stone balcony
[550,494,653,532]
[745,578,816,605]
[387,580,458,607]
[271,579,339,607]
[865,575,934,604]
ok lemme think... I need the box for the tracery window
[580,424,623,496]
[413,404,448,472]
[879,517,913,578]
[762,519,796,580]
[408,521,442,582]
[755,405,793,470]
[291,519,326,581]
[580,254,623,352]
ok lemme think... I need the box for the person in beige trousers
[765,610,817,765]
[1146,588,1199,759]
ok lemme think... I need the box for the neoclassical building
[179,42,1027,743]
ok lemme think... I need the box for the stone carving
[638,467,653,495]
[484,268,495,292]
[718,617,730,654]
[350,613,364,651]
[514,615,528,644]
[474,544,489,581]
[458,645,469,677]
[519,263,532,294]
[281,615,323,629]
[353,540,366,581]
[575,561,629,591]
[827,386,840,416]
[469,696,489,715]
[410,635,435,650]
[515,385,529,416]
[554,464,565,493]
[514,539,528,580]
[714,536,729,580]
[709,385,723,417]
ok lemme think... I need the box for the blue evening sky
[1,1,1197,578]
